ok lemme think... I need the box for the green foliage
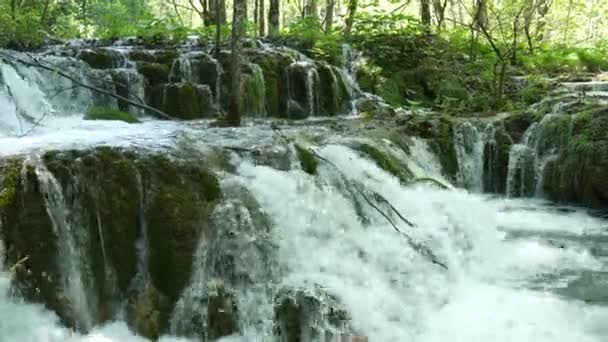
[85,106,140,123]
[521,75,553,105]
[294,144,318,175]
[281,18,344,65]
[0,5,44,49]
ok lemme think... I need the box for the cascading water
[0,41,607,342]
[453,121,487,191]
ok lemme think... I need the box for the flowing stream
[0,44,608,342]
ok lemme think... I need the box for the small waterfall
[0,62,54,136]
[244,63,266,117]
[34,161,96,331]
[170,180,278,339]
[307,67,320,117]
[453,121,487,191]
[504,114,571,198]
[170,55,196,83]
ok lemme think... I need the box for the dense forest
[1,0,607,122]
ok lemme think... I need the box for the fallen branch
[9,256,29,273]
[271,128,447,269]
[0,52,175,121]
[408,177,450,190]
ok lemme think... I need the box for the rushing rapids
[0,40,608,342]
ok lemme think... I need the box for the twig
[48,85,80,100]
[18,111,51,137]
[223,146,259,153]
[9,256,29,273]
[0,52,175,120]
[272,127,447,269]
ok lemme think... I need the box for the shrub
[85,106,140,123]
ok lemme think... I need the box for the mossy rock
[162,82,202,120]
[503,111,537,143]
[354,142,413,183]
[540,109,608,208]
[126,284,171,340]
[137,62,170,87]
[287,63,317,118]
[207,283,239,340]
[85,106,140,123]
[196,54,221,97]
[79,49,114,69]
[140,156,220,303]
[249,52,293,118]
[129,50,156,63]
[0,160,66,325]
[316,63,341,116]
[483,127,513,194]
[274,286,350,342]
[295,144,318,175]
[400,115,459,180]
[153,49,180,66]
[43,148,143,321]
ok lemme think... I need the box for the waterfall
[1,40,608,342]
[34,161,96,331]
[453,121,487,191]
[170,55,197,83]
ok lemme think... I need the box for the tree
[343,0,358,36]
[268,0,279,35]
[259,0,266,35]
[304,0,318,19]
[324,0,334,33]
[227,0,247,126]
[420,0,431,26]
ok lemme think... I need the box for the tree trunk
[206,0,227,26]
[432,0,448,28]
[40,0,51,26]
[474,0,488,30]
[325,0,334,33]
[305,0,318,19]
[259,0,266,36]
[268,0,280,35]
[227,0,247,127]
[10,0,16,19]
[342,0,358,36]
[420,0,432,26]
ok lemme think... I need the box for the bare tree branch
[0,52,175,120]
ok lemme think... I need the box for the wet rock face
[483,126,513,194]
[275,286,351,342]
[0,161,65,325]
[73,44,356,121]
[0,147,223,334]
[542,110,608,208]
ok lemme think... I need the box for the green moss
[503,111,538,143]
[137,63,170,86]
[521,76,553,105]
[162,82,201,120]
[153,49,179,66]
[0,160,66,326]
[536,115,571,153]
[243,64,266,117]
[141,156,220,301]
[295,144,318,175]
[433,118,459,181]
[85,106,140,123]
[0,160,21,208]
[79,50,113,69]
[483,128,513,194]
[355,142,413,183]
[317,64,342,116]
